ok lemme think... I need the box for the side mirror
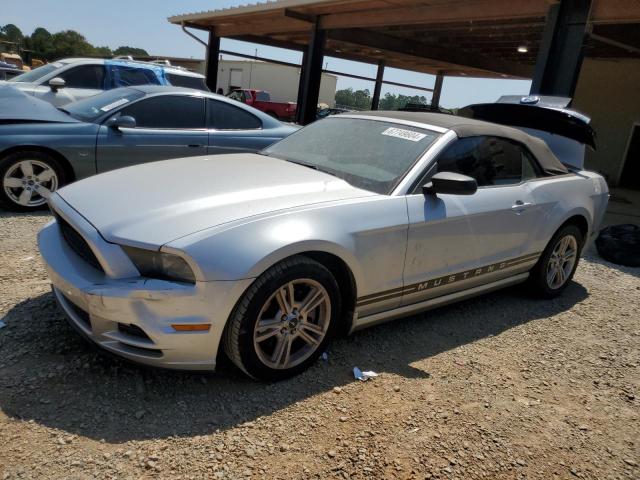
[105,115,136,130]
[422,171,478,196]
[48,77,65,92]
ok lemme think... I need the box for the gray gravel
[0,211,638,479]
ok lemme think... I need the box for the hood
[56,153,375,248]
[0,85,79,124]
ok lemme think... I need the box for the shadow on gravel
[583,252,640,279]
[0,282,587,442]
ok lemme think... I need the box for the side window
[114,66,160,87]
[255,91,270,101]
[59,65,105,89]
[119,96,205,129]
[166,73,208,91]
[521,148,541,181]
[436,136,536,187]
[207,100,262,130]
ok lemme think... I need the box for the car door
[96,94,208,172]
[33,64,106,106]
[401,135,543,307]
[207,99,278,154]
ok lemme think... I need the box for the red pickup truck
[228,89,297,121]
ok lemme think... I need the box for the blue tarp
[103,60,167,88]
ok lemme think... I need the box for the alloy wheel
[253,278,331,370]
[3,159,58,207]
[546,235,578,289]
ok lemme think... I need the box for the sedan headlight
[123,246,196,284]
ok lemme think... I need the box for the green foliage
[0,24,24,44]
[1,24,147,62]
[378,92,429,110]
[335,88,372,110]
[49,30,95,58]
[113,46,149,57]
[335,87,430,111]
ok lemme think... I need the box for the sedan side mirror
[48,77,65,92]
[423,171,478,196]
[105,115,137,130]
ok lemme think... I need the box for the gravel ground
[0,211,638,480]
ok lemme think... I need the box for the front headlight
[122,246,196,284]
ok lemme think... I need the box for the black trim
[356,252,540,307]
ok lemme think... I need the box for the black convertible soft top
[351,110,570,175]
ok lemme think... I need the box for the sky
[4,0,533,108]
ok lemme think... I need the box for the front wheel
[0,151,65,212]
[223,256,341,381]
[528,224,583,298]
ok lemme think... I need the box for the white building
[216,59,337,107]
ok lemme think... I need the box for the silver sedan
[38,112,609,380]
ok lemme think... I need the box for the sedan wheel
[0,151,65,212]
[253,279,331,370]
[546,235,578,289]
[224,256,341,381]
[527,223,583,298]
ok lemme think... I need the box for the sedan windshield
[63,88,145,122]
[263,117,440,194]
[8,63,60,83]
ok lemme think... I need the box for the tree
[378,93,428,110]
[113,46,149,57]
[25,27,53,60]
[92,46,113,57]
[334,88,372,110]
[0,24,24,44]
[335,88,430,111]
[49,30,95,58]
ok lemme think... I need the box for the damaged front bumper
[37,200,252,371]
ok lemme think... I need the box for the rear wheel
[0,151,65,212]
[528,224,583,298]
[223,256,341,381]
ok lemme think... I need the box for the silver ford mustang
[38,112,609,380]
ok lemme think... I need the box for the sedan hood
[0,85,78,123]
[56,153,375,248]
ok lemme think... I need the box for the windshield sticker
[381,127,427,142]
[100,98,130,112]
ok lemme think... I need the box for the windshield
[63,88,145,122]
[9,63,60,83]
[263,117,440,194]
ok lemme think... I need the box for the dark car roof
[349,110,569,175]
[127,85,212,96]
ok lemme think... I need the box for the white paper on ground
[353,366,379,381]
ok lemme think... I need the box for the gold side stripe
[356,252,541,307]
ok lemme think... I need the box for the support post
[295,49,308,123]
[371,60,385,110]
[430,71,444,109]
[298,23,326,125]
[530,0,592,97]
[205,31,220,92]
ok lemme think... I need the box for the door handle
[187,144,205,148]
[511,201,533,213]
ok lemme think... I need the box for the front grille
[54,213,104,273]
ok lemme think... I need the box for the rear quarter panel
[525,172,609,254]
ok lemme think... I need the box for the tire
[223,255,341,381]
[527,224,584,298]
[0,150,66,212]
